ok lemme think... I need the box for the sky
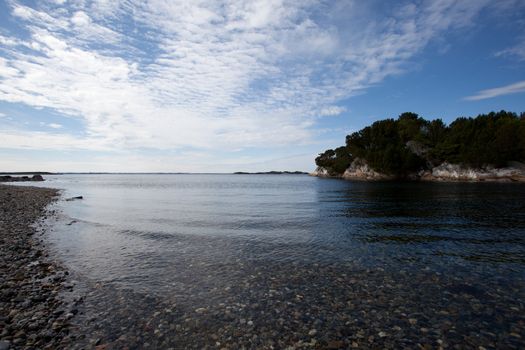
[0,0,524,173]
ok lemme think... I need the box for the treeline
[315,111,525,176]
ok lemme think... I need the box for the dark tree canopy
[315,111,525,176]
[315,146,352,175]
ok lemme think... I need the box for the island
[312,110,525,182]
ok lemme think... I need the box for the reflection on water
[21,175,525,348]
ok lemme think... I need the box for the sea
[16,174,525,348]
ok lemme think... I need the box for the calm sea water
[27,174,525,287]
[19,174,525,347]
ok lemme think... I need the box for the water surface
[23,175,525,348]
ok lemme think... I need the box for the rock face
[31,174,44,181]
[420,162,525,182]
[312,160,525,182]
[341,159,396,181]
[0,175,45,182]
[310,159,397,181]
[309,166,332,178]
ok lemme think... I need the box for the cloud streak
[465,80,525,101]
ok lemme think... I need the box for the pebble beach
[0,185,79,349]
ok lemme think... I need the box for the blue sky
[0,0,524,172]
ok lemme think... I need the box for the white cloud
[464,80,525,100]
[319,106,346,117]
[48,123,63,129]
[12,6,33,20]
[11,4,70,32]
[496,39,525,61]
[0,129,111,151]
[0,0,509,158]
[0,35,20,46]
[0,112,6,118]
[71,11,91,26]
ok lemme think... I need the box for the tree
[315,110,525,177]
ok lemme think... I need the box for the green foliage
[315,147,352,175]
[315,110,525,176]
[344,116,425,175]
[431,111,522,167]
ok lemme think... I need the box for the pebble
[326,340,344,349]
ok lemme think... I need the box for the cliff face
[311,160,525,182]
[310,166,333,178]
[419,162,525,182]
[341,159,396,181]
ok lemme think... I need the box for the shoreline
[0,185,79,349]
[310,163,525,183]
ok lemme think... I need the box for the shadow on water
[316,181,525,265]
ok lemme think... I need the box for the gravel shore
[69,261,525,349]
[0,185,79,349]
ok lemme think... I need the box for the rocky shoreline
[311,160,525,182]
[0,185,80,349]
[0,175,44,183]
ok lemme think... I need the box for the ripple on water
[24,174,525,348]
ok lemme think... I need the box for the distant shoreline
[1,172,310,175]
[0,172,55,175]
[233,171,308,175]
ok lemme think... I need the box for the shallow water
[21,175,525,348]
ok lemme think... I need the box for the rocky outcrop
[65,196,83,201]
[309,166,333,178]
[0,175,44,182]
[420,162,525,182]
[342,159,396,181]
[312,160,525,182]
